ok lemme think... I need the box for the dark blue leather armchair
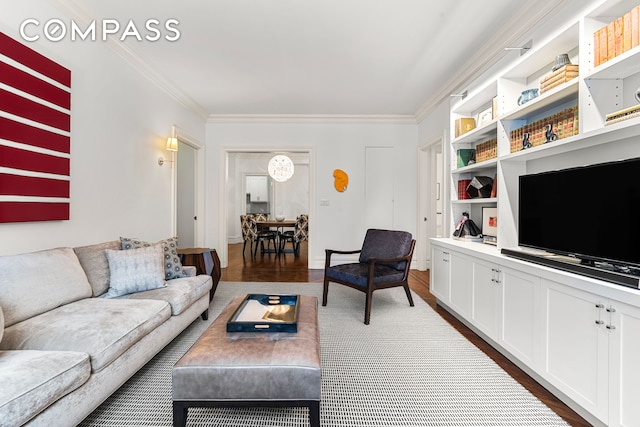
[322,229,415,324]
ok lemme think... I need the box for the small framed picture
[482,207,498,237]
[477,106,493,127]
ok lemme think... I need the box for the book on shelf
[490,174,497,198]
[633,6,640,49]
[615,17,624,57]
[454,117,476,138]
[605,103,640,125]
[456,149,475,168]
[457,179,471,200]
[608,21,616,61]
[624,11,632,53]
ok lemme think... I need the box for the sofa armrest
[182,266,197,277]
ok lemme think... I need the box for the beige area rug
[80,281,569,426]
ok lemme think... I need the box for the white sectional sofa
[0,239,213,427]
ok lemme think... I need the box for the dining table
[255,219,296,254]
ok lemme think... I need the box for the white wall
[0,3,205,255]
[206,121,418,268]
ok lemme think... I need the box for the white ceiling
[56,0,578,119]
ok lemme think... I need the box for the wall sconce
[159,126,179,166]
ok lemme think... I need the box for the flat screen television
[518,157,640,269]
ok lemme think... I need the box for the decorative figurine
[453,211,482,238]
[522,132,532,149]
[545,124,558,143]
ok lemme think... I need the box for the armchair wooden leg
[364,289,373,325]
[403,283,415,307]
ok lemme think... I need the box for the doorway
[219,149,314,269]
[417,132,446,270]
[174,133,204,248]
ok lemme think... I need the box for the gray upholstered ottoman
[172,294,321,427]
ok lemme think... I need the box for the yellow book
[633,6,640,48]
[624,12,632,52]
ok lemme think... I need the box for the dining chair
[279,214,309,256]
[252,213,277,256]
[240,214,257,256]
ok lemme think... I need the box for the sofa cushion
[121,236,185,280]
[102,244,166,298]
[0,306,4,344]
[0,298,171,373]
[0,248,92,327]
[0,350,90,427]
[358,229,413,270]
[73,240,120,297]
[120,275,212,315]
[325,262,405,287]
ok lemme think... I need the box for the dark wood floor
[222,241,591,427]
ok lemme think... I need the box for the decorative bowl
[275,215,285,222]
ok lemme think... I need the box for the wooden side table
[178,248,221,301]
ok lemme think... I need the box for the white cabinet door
[471,258,500,338]
[449,251,473,318]
[430,246,450,302]
[542,279,609,424]
[607,300,640,427]
[500,267,540,367]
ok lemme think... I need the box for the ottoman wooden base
[173,400,319,427]
[172,295,321,426]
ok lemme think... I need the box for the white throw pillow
[102,245,166,298]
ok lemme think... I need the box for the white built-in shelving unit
[448,0,640,249]
[434,2,640,426]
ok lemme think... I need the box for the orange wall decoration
[333,169,348,192]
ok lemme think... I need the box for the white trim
[170,130,205,247]
[416,131,445,271]
[208,114,417,125]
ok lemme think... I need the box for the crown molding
[51,0,209,121]
[208,114,417,125]
[414,0,578,123]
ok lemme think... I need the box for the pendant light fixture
[268,154,294,182]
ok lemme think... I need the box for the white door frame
[217,146,315,269]
[417,130,446,271]
[171,130,205,247]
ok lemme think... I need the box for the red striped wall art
[0,32,71,222]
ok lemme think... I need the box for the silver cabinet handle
[606,324,616,330]
[595,320,604,325]
[606,307,616,313]
[595,303,605,309]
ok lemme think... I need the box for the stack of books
[510,105,579,153]
[475,138,497,163]
[540,64,579,94]
[605,104,640,125]
[594,5,640,67]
